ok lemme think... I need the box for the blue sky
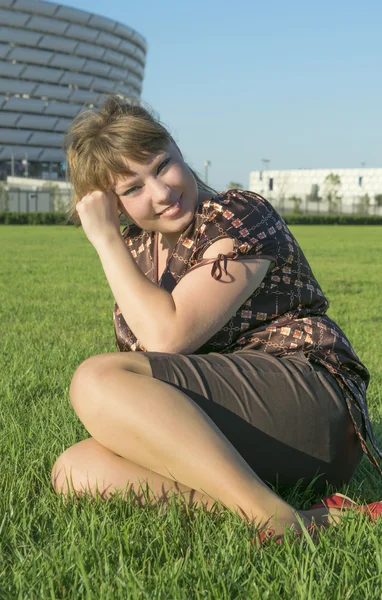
[58,0,381,191]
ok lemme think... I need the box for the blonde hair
[63,94,216,226]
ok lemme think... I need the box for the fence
[264,195,382,217]
[1,188,382,217]
[0,188,71,213]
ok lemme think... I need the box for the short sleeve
[193,190,292,276]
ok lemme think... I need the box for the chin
[161,222,186,236]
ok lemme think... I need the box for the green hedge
[0,212,381,225]
[0,212,71,225]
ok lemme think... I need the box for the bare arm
[96,234,270,353]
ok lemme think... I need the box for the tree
[358,193,370,215]
[289,196,303,213]
[374,194,382,207]
[0,182,9,212]
[226,181,243,190]
[307,184,322,213]
[323,173,342,213]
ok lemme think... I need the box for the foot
[253,511,325,547]
[300,506,344,528]
[258,510,315,537]
[305,492,382,526]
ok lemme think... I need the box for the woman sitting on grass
[52,95,382,545]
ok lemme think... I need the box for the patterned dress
[113,189,382,476]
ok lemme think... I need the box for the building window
[358,176,363,187]
[311,183,319,200]
[269,178,273,191]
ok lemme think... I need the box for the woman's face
[113,142,202,235]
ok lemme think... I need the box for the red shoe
[251,521,320,548]
[309,493,382,522]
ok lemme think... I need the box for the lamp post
[261,158,270,171]
[21,153,28,177]
[204,160,211,185]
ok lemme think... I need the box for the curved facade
[0,0,147,179]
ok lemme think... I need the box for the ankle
[258,510,312,537]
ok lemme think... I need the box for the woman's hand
[76,190,123,249]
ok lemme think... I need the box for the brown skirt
[143,349,365,493]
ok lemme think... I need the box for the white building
[249,167,382,214]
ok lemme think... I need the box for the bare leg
[52,436,224,512]
[67,353,313,534]
[51,439,340,529]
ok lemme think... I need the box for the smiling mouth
[157,196,182,216]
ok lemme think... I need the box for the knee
[51,440,98,497]
[69,354,115,410]
[51,446,77,496]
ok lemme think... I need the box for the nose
[148,177,172,206]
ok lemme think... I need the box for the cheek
[119,198,147,221]
[170,163,197,191]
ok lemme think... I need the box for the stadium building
[0,0,147,181]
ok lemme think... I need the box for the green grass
[1,225,382,599]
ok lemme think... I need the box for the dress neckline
[152,193,217,284]
[154,231,175,285]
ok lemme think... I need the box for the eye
[120,186,141,197]
[157,158,171,173]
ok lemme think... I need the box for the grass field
[1,225,382,599]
